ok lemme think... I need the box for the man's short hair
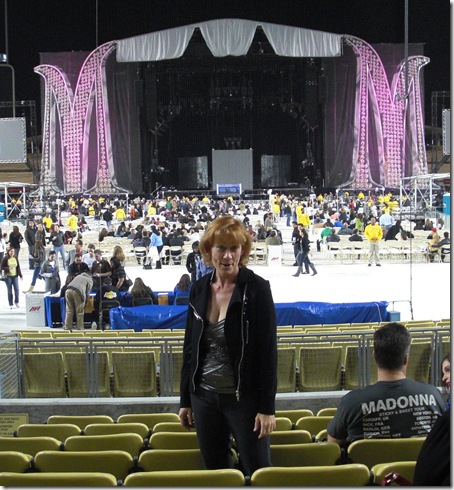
[88,243,95,250]
[94,249,102,255]
[373,322,411,370]
[74,253,82,259]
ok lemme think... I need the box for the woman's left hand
[254,413,276,439]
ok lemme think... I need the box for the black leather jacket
[180,267,277,415]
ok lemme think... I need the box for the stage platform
[110,300,389,331]
[161,187,312,201]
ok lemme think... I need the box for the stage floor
[0,259,449,333]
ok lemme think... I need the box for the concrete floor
[0,253,450,332]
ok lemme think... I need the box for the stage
[109,300,389,331]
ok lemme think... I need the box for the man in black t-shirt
[327,322,444,445]
[67,253,90,278]
[91,249,112,292]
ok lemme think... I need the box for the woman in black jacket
[292,227,317,276]
[8,226,24,261]
[179,216,277,477]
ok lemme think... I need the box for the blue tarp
[110,301,389,331]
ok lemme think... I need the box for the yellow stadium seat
[0,451,33,472]
[371,461,416,485]
[277,347,297,392]
[23,352,66,398]
[347,438,426,469]
[274,417,293,431]
[138,448,205,471]
[117,412,180,429]
[298,346,343,391]
[47,415,113,430]
[275,409,314,425]
[269,430,312,445]
[83,422,150,439]
[316,408,337,417]
[152,422,189,433]
[34,449,136,481]
[64,433,145,457]
[149,431,200,449]
[270,442,341,467]
[112,351,157,397]
[16,423,80,440]
[65,351,111,397]
[295,416,334,437]
[251,464,371,486]
[0,471,118,486]
[123,468,245,486]
[0,436,61,457]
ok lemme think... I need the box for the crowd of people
[0,193,450,483]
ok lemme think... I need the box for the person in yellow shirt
[147,202,157,216]
[364,217,383,267]
[43,214,53,232]
[300,210,311,228]
[114,207,126,220]
[66,212,79,232]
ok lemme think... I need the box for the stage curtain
[199,19,258,56]
[261,23,342,58]
[116,24,196,62]
[116,19,342,62]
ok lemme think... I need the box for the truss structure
[399,173,450,219]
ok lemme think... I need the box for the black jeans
[190,387,271,477]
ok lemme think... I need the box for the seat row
[0,444,421,485]
[16,336,448,398]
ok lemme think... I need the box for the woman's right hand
[179,407,194,430]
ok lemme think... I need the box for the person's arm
[327,434,345,445]
[254,278,278,422]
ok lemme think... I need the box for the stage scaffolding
[399,173,450,225]
[0,181,38,220]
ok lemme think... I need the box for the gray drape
[116,19,342,62]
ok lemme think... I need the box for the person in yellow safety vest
[88,205,96,216]
[300,209,311,228]
[272,201,280,221]
[43,214,53,232]
[364,216,383,267]
[66,212,79,232]
[114,206,126,220]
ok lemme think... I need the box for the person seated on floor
[173,273,191,300]
[92,276,121,328]
[67,253,90,278]
[130,277,156,305]
[327,322,444,447]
